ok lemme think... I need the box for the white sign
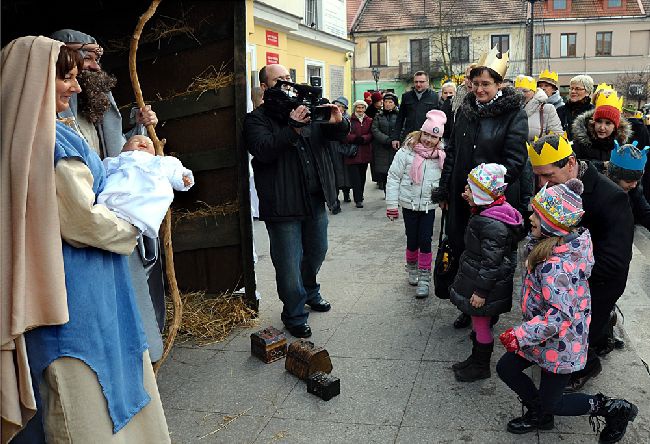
[322,0,346,38]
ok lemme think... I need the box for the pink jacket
[514,229,594,374]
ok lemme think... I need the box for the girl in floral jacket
[497,179,638,444]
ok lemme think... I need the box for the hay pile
[172,201,239,226]
[168,290,257,346]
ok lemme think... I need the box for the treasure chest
[250,326,288,363]
[285,339,333,380]
[307,371,340,401]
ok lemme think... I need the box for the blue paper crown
[610,140,649,171]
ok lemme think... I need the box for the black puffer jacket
[244,105,350,221]
[450,204,523,317]
[572,109,631,165]
[557,97,593,140]
[371,108,399,175]
[438,87,529,253]
[391,88,439,142]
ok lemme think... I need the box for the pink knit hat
[420,109,447,137]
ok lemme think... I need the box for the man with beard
[51,29,165,363]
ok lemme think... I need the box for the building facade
[246,0,355,105]
[348,0,649,102]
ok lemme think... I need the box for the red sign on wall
[266,52,279,65]
[266,30,279,47]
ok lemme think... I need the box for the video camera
[263,79,332,124]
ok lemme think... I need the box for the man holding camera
[244,64,350,338]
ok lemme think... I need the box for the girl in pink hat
[386,110,447,298]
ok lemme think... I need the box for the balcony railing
[398,61,444,80]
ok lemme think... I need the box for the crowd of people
[2,28,648,442]
[246,48,648,441]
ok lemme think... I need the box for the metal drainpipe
[351,32,357,102]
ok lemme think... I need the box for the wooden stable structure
[1,0,256,307]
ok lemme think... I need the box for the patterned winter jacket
[514,229,594,374]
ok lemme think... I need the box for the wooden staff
[128,0,182,374]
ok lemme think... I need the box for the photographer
[244,64,349,338]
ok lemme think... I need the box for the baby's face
[123,135,155,155]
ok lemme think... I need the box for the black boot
[331,200,342,215]
[565,358,602,392]
[507,400,554,434]
[454,341,493,382]
[452,331,476,371]
[453,312,471,329]
[343,189,351,202]
[590,393,638,444]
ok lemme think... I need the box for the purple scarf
[409,142,445,184]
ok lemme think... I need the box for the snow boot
[452,331,477,371]
[406,262,419,286]
[415,268,430,298]
[507,400,554,434]
[454,341,493,382]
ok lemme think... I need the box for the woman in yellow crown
[572,88,631,169]
[434,47,528,328]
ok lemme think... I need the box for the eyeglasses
[472,81,496,89]
[569,87,586,92]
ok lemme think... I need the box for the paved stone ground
[160,181,650,443]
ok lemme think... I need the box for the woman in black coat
[572,109,631,169]
[436,66,528,328]
[371,93,399,191]
[557,75,595,140]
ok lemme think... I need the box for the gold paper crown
[476,46,509,78]
[515,75,537,91]
[527,135,573,166]
[595,89,623,111]
[538,69,558,83]
[595,82,614,93]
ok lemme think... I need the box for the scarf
[471,195,506,214]
[409,142,445,184]
[476,89,503,109]
[1,36,69,443]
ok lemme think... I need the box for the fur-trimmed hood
[460,86,524,121]
[572,109,631,150]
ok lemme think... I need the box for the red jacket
[345,114,373,165]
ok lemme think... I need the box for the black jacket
[244,106,350,221]
[629,185,650,230]
[391,88,439,142]
[558,97,593,140]
[371,108,399,175]
[580,162,634,289]
[450,210,522,316]
[439,87,529,253]
[628,117,650,148]
[439,96,454,143]
[572,109,632,166]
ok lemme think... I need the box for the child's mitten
[386,208,399,220]
[499,328,519,352]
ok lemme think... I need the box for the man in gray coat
[51,29,165,361]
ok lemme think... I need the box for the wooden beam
[151,86,234,121]
[172,213,241,253]
[176,149,237,173]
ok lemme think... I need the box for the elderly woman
[436,51,528,328]
[558,75,595,139]
[1,36,169,443]
[345,99,374,207]
[371,93,400,193]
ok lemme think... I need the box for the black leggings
[496,352,594,415]
[349,163,368,203]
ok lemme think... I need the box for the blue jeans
[265,197,328,327]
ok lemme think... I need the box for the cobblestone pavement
[160,181,650,443]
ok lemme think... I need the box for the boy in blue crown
[605,141,650,229]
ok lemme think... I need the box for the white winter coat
[386,145,442,213]
[524,89,563,141]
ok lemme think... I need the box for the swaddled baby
[97,135,194,238]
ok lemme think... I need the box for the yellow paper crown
[476,46,509,78]
[515,75,537,91]
[595,89,623,111]
[595,82,614,93]
[538,69,558,83]
[527,135,573,166]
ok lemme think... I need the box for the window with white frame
[560,33,576,57]
[305,59,325,91]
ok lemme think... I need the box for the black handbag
[337,143,358,158]
[433,209,458,300]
